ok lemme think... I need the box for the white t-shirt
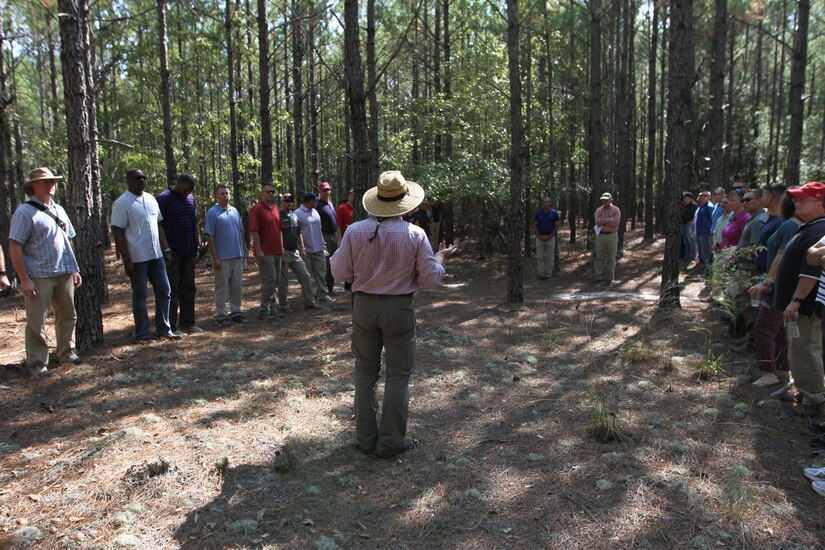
[111,190,164,263]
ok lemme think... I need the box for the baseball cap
[318,182,331,191]
[303,192,318,202]
[787,182,825,201]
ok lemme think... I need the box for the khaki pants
[536,236,555,278]
[594,232,618,282]
[305,251,329,299]
[278,250,316,306]
[788,314,825,404]
[214,258,244,318]
[256,254,281,315]
[352,293,416,456]
[25,274,77,368]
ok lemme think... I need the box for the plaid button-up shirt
[330,216,445,295]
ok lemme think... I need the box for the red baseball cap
[787,182,825,201]
[318,181,331,191]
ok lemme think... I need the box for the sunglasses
[743,198,754,202]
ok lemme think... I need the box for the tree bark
[505,0,524,304]
[291,0,305,193]
[344,0,370,219]
[0,27,14,284]
[783,0,809,187]
[366,0,379,186]
[588,0,604,244]
[643,1,657,239]
[707,0,726,193]
[225,0,241,208]
[660,0,694,308]
[58,0,107,346]
[157,0,176,186]
[257,0,273,184]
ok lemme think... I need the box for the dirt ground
[1,228,824,549]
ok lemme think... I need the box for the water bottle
[785,319,800,339]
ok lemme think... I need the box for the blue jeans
[130,258,172,339]
[682,224,697,261]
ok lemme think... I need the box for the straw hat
[362,171,425,217]
[24,167,62,196]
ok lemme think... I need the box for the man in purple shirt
[156,174,202,335]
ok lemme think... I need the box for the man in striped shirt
[157,174,202,335]
[330,171,457,459]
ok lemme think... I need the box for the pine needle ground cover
[0,231,823,548]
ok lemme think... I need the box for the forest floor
[1,227,824,549]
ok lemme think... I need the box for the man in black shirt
[773,182,825,411]
[277,194,320,310]
[681,192,698,263]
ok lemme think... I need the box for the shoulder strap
[27,200,67,232]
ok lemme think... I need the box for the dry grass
[0,232,824,548]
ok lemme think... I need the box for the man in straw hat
[9,167,82,377]
[330,170,458,458]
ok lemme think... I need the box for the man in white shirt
[111,169,180,342]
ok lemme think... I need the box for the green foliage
[588,402,631,443]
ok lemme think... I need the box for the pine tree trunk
[225,0,241,206]
[366,0,379,186]
[644,2,657,239]
[588,0,604,242]
[58,0,107,346]
[707,0,726,192]
[783,0,809,187]
[0,28,14,284]
[660,0,694,308]
[257,0,273,183]
[157,0,176,186]
[344,0,370,219]
[506,0,524,304]
[442,0,452,159]
[291,0,305,193]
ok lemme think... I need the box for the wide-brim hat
[24,167,62,195]
[362,171,425,217]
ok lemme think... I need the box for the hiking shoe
[813,480,825,497]
[230,314,250,324]
[215,317,232,327]
[803,467,825,481]
[809,421,825,434]
[752,374,780,387]
[375,436,417,459]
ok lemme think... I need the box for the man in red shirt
[336,190,354,292]
[250,183,284,320]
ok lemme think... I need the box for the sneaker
[230,314,250,324]
[159,331,184,340]
[752,374,780,387]
[813,480,825,497]
[319,295,336,304]
[180,324,204,333]
[803,467,825,481]
[172,330,187,338]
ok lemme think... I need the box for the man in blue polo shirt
[534,197,559,280]
[156,174,202,335]
[695,190,714,275]
[205,184,249,325]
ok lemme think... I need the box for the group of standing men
[2,166,359,376]
[533,192,621,284]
